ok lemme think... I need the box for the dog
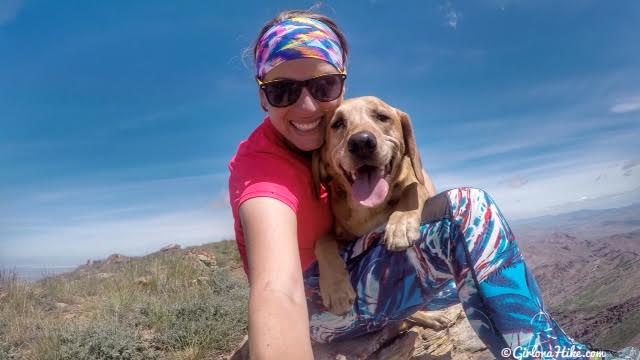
[312,96,451,331]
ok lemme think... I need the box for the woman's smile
[290,117,322,132]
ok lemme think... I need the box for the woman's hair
[252,10,349,68]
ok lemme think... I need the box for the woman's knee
[444,187,496,219]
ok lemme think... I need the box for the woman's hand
[240,197,314,360]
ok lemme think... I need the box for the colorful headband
[255,17,346,80]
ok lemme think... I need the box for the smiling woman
[1,2,639,357]
[257,58,346,152]
[226,8,625,360]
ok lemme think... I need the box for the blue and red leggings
[304,187,599,359]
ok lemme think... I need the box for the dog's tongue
[352,167,389,207]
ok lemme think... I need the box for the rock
[54,302,68,310]
[105,254,128,264]
[312,323,407,359]
[369,328,419,360]
[95,272,115,279]
[229,335,249,360]
[140,329,154,343]
[160,244,181,252]
[190,276,210,285]
[185,249,217,268]
[135,276,153,286]
[228,304,492,360]
[74,259,95,271]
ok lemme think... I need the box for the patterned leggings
[303,187,598,359]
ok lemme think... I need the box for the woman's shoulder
[229,119,299,170]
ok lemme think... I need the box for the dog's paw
[319,267,356,316]
[409,311,452,331]
[384,211,421,251]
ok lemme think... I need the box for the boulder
[105,254,128,264]
[95,272,115,279]
[229,304,493,359]
[135,276,153,286]
[185,249,217,268]
[160,244,181,252]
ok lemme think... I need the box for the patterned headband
[255,17,346,80]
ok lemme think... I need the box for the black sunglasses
[257,73,347,108]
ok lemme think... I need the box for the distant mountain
[511,202,640,240]
[511,203,640,349]
[536,186,640,217]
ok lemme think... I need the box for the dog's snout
[348,131,377,158]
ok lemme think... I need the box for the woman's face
[260,58,345,152]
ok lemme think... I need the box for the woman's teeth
[291,119,321,131]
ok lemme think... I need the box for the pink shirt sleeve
[229,153,302,215]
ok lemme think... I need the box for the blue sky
[1,0,639,266]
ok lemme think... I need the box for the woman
[228,10,613,360]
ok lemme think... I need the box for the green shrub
[0,341,17,360]
[0,242,250,359]
[38,323,157,360]
[140,269,248,357]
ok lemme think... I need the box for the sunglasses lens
[261,74,345,107]
[264,80,301,107]
[308,74,344,102]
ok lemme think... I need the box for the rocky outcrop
[229,304,493,359]
[160,244,181,252]
[185,249,217,269]
[105,253,128,264]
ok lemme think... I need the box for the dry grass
[0,240,248,360]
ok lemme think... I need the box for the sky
[1,0,639,266]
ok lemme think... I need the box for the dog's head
[312,96,424,207]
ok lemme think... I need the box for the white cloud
[440,1,462,29]
[1,208,234,261]
[610,96,640,113]
[0,171,234,262]
[622,159,640,172]
[0,0,23,26]
[419,98,640,176]
[433,158,640,220]
[504,175,529,189]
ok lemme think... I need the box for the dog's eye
[331,118,345,129]
[375,113,390,122]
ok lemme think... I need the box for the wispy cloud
[440,1,462,29]
[433,158,640,220]
[503,175,529,189]
[14,172,228,207]
[0,0,23,26]
[610,95,640,113]
[622,159,640,171]
[1,171,234,261]
[422,111,639,174]
[1,208,234,261]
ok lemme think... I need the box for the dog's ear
[312,150,330,199]
[397,109,425,185]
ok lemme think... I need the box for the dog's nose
[348,131,377,158]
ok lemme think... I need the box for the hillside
[1,203,640,359]
[512,203,640,350]
[0,241,249,360]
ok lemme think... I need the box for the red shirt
[228,118,333,277]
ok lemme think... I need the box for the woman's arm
[239,197,314,360]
